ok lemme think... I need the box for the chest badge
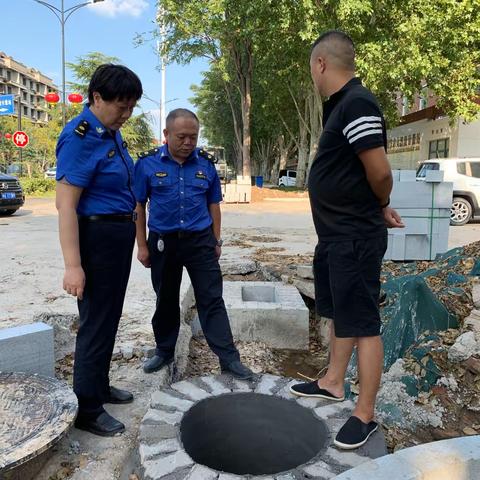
[155,172,168,178]
[96,126,105,134]
[108,149,116,158]
[195,171,207,180]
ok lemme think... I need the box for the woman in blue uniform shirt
[56,64,142,436]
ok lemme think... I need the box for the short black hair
[311,30,355,71]
[88,64,143,104]
[166,108,199,128]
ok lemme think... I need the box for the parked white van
[416,158,480,226]
[278,169,297,187]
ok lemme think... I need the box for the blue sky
[1,0,209,139]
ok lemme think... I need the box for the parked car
[416,158,480,226]
[0,174,25,216]
[278,169,297,187]
[44,166,57,179]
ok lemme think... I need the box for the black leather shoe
[143,354,174,374]
[75,411,125,437]
[106,386,134,404]
[220,360,255,381]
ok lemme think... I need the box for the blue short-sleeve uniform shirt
[134,144,222,233]
[56,104,136,216]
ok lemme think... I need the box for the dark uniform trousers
[147,227,240,364]
[74,219,136,416]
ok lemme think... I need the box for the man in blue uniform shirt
[134,108,254,380]
[56,64,142,436]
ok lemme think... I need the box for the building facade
[387,91,480,170]
[0,52,56,124]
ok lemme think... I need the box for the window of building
[457,162,467,175]
[22,91,27,101]
[22,76,26,86]
[469,162,480,179]
[23,106,28,116]
[6,70,11,81]
[7,86,11,94]
[428,138,449,159]
[419,87,428,110]
[30,94,34,103]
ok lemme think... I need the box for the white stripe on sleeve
[345,122,383,140]
[342,116,382,136]
[349,129,384,144]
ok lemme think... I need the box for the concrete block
[391,181,453,209]
[222,282,309,350]
[399,170,417,182]
[143,451,193,480]
[0,322,54,377]
[425,169,445,182]
[297,265,314,280]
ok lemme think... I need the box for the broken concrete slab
[0,322,54,377]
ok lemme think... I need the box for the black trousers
[74,220,135,417]
[148,227,239,364]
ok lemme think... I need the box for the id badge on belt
[157,237,164,252]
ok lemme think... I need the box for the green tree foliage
[67,51,155,153]
[159,0,479,186]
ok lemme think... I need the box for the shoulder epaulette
[138,147,159,159]
[198,149,217,163]
[74,120,89,138]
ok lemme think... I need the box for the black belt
[79,212,137,223]
[160,228,208,239]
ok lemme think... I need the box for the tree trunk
[306,90,323,183]
[296,97,309,188]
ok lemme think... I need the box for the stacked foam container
[385,170,453,261]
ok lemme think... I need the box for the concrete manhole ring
[137,374,387,479]
[0,372,78,474]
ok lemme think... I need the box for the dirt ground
[1,195,480,478]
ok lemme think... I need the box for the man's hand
[215,245,222,259]
[63,265,85,300]
[137,245,151,268]
[383,206,404,228]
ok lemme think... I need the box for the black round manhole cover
[0,372,77,473]
[180,392,328,475]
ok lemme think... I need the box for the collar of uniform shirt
[327,77,362,103]
[81,103,111,138]
[159,143,200,164]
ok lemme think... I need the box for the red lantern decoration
[68,93,83,104]
[45,92,60,104]
[4,133,12,139]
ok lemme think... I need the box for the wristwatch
[216,238,223,247]
[380,198,390,209]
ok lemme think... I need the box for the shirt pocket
[191,178,209,190]
[150,175,173,188]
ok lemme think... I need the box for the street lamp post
[33,0,104,127]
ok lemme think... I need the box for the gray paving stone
[314,400,355,419]
[199,375,232,395]
[184,464,219,479]
[302,460,335,478]
[139,423,178,445]
[171,380,212,401]
[139,439,181,462]
[295,397,324,409]
[230,378,253,392]
[254,374,281,394]
[324,447,369,469]
[151,390,194,412]
[143,408,183,426]
[143,451,194,480]
[217,474,244,480]
[276,379,299,399]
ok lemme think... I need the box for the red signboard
[13,131,29,148]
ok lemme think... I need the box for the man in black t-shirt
[290,31,404,450]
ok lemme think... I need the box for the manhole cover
[0,372,77,474]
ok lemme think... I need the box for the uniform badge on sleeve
[74,120,89,138]
[96,126,105,135]
[122,141,128,149]
[155,172,168,178]
[195,171,207,180]
[108,149,116,158]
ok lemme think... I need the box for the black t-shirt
[308,77,388,241]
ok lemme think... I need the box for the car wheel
[450,197,472,226]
